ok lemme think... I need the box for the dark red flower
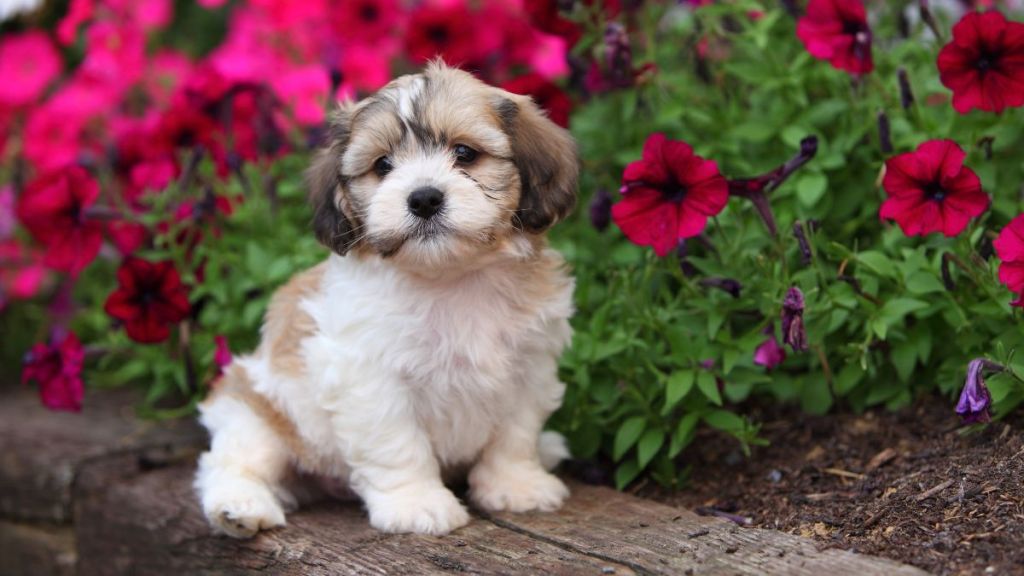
[329,0,403,46]
[880,140,989,237]
[796,0,873,75]
[104,258,191,344]
[938,11,1024,114]
[994,213,1024,306]
[611,134,728,257]
[523,0,582,46]
[501,74,572,128]
[405,4,485,65]
[22,332,85,412]
[15,167,104,276]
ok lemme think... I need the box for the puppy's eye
[374,156,393,177]
[453,144,478,165]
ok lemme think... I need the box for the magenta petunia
[938,11,1024,114]
[0,31,62,108]
[796,0,873,75]
[994,213,1024,306]
[754,326,787,370]
[612,133,728,257]
[880,140,989,237]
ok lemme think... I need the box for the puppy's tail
[538,431,571,472]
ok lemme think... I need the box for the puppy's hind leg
[194,367,294,538]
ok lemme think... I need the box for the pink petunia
[0,31,62,108]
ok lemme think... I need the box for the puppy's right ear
[308,107,358,256]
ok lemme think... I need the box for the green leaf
[857,251,897,278]
[615,459,641,490]
[891,340,917,383]
[697,371,723,406]
[879,298,929,323]
[613,417,646,461]
[801,374,833,415]
[834,363,864,396]
[637,428,666,469]
[668,413,701,458]
[796,172,828,207]
[905,271,945,295]
[703,410,744,433]
[663,370,695,414]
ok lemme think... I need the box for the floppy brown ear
[496,94,579,233]
[308,107,359,255]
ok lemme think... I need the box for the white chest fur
[292,251,573,469]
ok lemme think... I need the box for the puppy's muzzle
[408,187,445,220]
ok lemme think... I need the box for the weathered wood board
[0,388,931,575]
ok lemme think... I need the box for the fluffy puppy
[194,62,579,537]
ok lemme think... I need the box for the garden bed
[654,394,1024,576]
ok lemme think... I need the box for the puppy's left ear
[495,94,579,233]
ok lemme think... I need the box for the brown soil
[646,395,1024,576]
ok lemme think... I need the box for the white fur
[195,249,574,537]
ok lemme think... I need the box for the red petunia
[937,11,1024,114]
[994,214,1024,307]
[501,74,572,128]
[611,134,728,257]
[880,140,989,237]
[16,167,105,276]
[104,258,191,344]
[796,0,873,75]
[22,332,85,412]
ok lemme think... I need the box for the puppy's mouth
[371,220,454,258]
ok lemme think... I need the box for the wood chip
[823,467,866,480]
[866,448,898,472]
[915,479,955,502]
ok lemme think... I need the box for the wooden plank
[0,520,76,576]
[75,465,637,576]
[0,388,205,522]
[486,482,930,576]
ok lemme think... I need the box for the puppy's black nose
[408,187,444,219]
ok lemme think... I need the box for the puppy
[194,62,579,537]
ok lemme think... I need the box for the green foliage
[549,2,1024,488]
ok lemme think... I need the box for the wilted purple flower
[729,137,819,236]
[898,68,915,110]
[793,221,812,266]
[700,277,742,298]
[604,22,634,89]
[956,359,1000,424]
[877,110,893,154]
[781,287,807,352]
[589,188,612,231]
[753,325,786,370]
[676,241,698,277]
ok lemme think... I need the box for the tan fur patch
[259,262,326,378]
[206,363,312,463]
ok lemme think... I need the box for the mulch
[641,395,1024,576]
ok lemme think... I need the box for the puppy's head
[308,62,578,269]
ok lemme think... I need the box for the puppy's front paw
[469,464,569,513]
[203,476,286,539]
[367,486,469,536]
